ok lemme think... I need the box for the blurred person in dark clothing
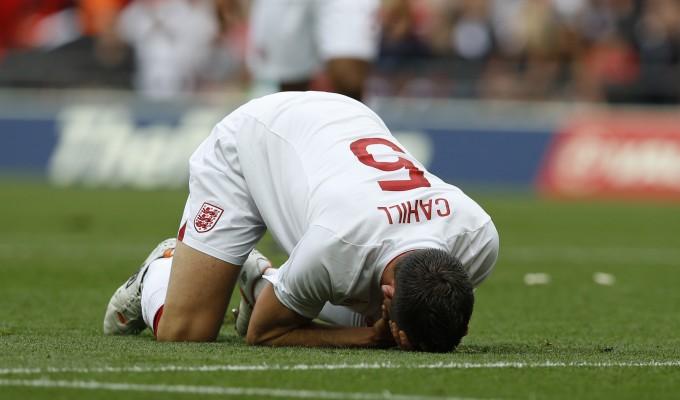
[0,0,133,88]
[633,0,680,103]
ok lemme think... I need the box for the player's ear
[381,284,395,300]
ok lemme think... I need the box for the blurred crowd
[380,0,680,103]
[0,0,678,104]
[0,0,248,98]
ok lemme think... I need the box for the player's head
[390,249,474,352]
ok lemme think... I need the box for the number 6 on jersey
[350,138,431,191]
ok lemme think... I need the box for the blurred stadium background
[1,0,679,196]
[2,1,680,399]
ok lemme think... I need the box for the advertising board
[538,113,680,199]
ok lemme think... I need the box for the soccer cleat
[235,249,272,337]
[103,238,177,335]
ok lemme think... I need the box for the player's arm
[246,283,394,348]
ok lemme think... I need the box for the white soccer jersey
[179,92,499,321]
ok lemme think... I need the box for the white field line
[0,378,486,400]
[2,360,680,376]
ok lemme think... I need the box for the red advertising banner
[538,113,680,199]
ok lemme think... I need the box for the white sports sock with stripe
[140,257,172,332]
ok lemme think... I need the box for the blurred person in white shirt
[245,0,381,101]
[117,0,219,99]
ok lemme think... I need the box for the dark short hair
[391,249,474,352]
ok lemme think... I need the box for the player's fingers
[373,318,395,347]
[390,321,401,346]
[398,330,413,350]
[382,298,392,320]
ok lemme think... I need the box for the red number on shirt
[350,138,431,191]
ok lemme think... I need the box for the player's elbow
[245,323,288,346]
[245,326,271,346]
[245,332,262,346]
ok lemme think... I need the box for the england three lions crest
[194,202,224,233]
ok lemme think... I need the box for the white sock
[253,267,277,299]
[140,257,172,332]
[318,303,367,327]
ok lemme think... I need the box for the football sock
[141,257,172,334]
[253,267,277,300]
[318,303,367,327]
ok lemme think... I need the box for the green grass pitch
[1,180,680,399]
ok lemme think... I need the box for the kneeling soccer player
[103,91,499,352]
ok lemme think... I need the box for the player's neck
[380,251,414,286]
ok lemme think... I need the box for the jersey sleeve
[266,226,336,319]
[465,220,500,287]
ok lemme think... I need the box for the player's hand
[381,296,413,351]
[368,305,396,348]
[389,320,413,351]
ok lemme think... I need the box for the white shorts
[247,0,380,82]
[177,110,267,266]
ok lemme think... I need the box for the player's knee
[245,327,266,346]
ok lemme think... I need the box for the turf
[1,180,680,399]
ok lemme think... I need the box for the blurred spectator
[450,0,495,62]
[631,0,680,103]
[116,0,219,99]
[0,0,677,104]
[209,0,249,89]
[0,0,133,88]
[379,0,432,67]
[372,0,679,104]
[371,0,436,97]
[0,0,73,57]
[81,0,131,65]
[245,0,381,101]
